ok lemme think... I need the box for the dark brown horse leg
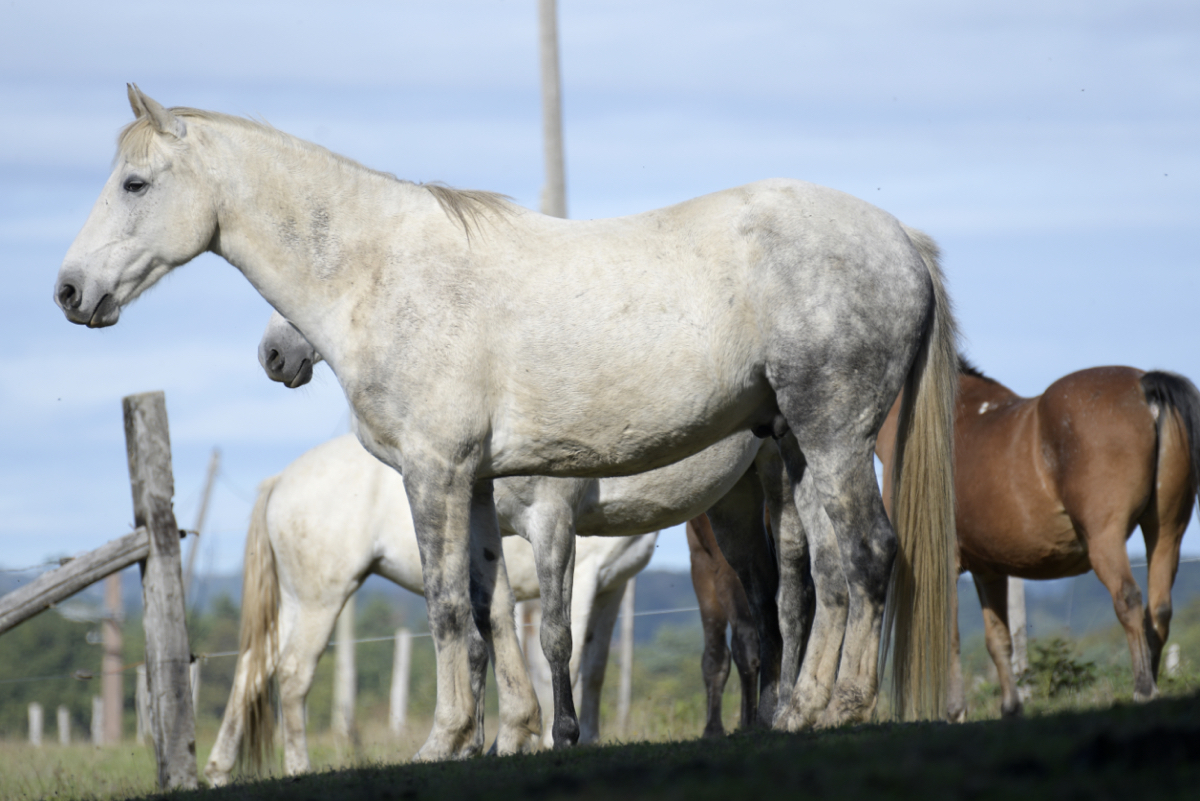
[688,516,733,738]
[973,572,1022,717]
[724,551,761,730]
[1086,529,1157,701]
[706,468,784,728]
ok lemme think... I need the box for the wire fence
[0,604,706,686]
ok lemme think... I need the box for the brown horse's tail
[1141,371,1200,503]
[884,226,959,721]
[237,474,282,772]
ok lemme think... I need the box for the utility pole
[539,0,567,218]
[183,448,220,601]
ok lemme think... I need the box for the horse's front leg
[405,464,496,761]
[522,489,581,748]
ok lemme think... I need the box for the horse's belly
[959,512,1090,579]
[486,386,771,479]
[574,432,761,535]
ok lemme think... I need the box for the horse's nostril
[268,349,281,367]
[57,282,81,310]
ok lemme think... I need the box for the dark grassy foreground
[138,692,1200,801]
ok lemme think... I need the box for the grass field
[2,595,1198,800]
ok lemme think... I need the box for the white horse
[203,435,655,785]
[57,87,957,758]
[261,307,792,729]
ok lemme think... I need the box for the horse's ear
[126,83,187,139]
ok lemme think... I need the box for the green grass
[4,595,1199,800]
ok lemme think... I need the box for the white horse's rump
[203,435,655,785]
[57,88,957,756]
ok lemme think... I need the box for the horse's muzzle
[54,278,121,327]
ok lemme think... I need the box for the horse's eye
[122,177,148,194]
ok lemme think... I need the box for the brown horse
[878,360,1200,718]
[687,514,761,736]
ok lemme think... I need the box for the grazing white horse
[56,87,957,757]
[203,435,655,785]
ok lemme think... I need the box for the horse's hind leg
[726,569,762,731]
[275,599,343,775]
[1138,413,1194,677]
[774,446,849,731]
[467,483,543,755]
[521,488,583,749]
[946,578,968,723]
[688,515,734,738]
[573,584,624,744]
[756,440,814,714]
[972,572,1022,717]
[1083,523,1157,701]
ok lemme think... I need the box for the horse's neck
[204,123,444,359]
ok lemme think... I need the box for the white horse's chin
[86,294,122,328]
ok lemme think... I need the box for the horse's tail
[237,474,282,772]
[884,226,959,721]
[1141,370,1200,503]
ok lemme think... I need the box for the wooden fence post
[57,705,70,745]
[617,577,636,736]
[102,572,123,745]
[332,594,356,742]
[389,627,413,735]
[28,703,43,746]
[124,391,197,789]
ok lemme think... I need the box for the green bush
[1028,637,1097,698]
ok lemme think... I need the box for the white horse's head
[54,85,217,327]
[259,311,322,388]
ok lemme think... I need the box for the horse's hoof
[202,765,229,788]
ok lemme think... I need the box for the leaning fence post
[389,627,413,735]
[617,577,636,736]
[124,391,198,789]
[28,703,43,746]
[57,705,70,745]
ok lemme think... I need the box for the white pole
[57,705,70,746]
[28,702,43,747]
[332,594,356,741]
[389,627,413,735]
[617,577,636,736]
[1008,576,1031,703]
[91,695,104,747]
[1007,576,1028,674]
[1165,643,1181,677]
[538,0,567,218]
[190,659,201,721]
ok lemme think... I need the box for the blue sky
[1,1,1197,576]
